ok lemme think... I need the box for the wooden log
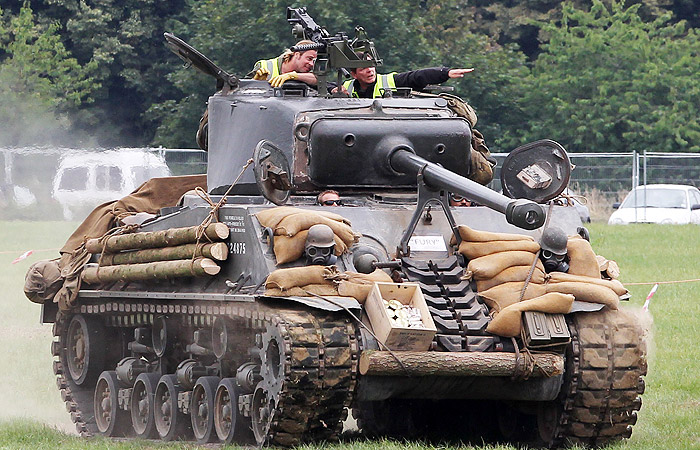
[359,350,563,377]
[81,258,220,284]
[86,223,229,253]
[99,242,228,266]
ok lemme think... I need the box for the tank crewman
[248,40,318,87]
[197,41,318,149]
[317,190,342,206]
[339,64,474,98]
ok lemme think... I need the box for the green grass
[1,221,699,449]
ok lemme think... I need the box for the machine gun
[286,7,381,95]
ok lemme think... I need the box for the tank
[30,7,646,448]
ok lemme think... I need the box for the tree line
[0,0,698,153]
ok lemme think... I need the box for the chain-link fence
[491,151,700,221]
[2,147,700,221]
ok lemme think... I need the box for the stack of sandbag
[264,265,392,303]
[453,225,546,313]
[255,206,361,264]
[453,225,629,338]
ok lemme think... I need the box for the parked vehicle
[52,150,170,220]
[608,184,700,224]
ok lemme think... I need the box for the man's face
[291,50,317,73]
[449,194,471,207]
[353,66,376,85]
[319,192,341,206]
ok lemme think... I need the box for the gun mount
[286,6,381,95]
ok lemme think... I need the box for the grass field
[0,221,698,450]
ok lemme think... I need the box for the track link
[402,256,499,352]
[52,301,359,446]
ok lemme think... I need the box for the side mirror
[691,204,700,211]
[612,202,621,209]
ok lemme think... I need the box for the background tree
[1,0,699,150]
[0,3,99,146]
[150,0,529,149]
[507,0,700,153]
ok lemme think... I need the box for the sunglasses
[541,249,566,261]
[322,199,342,206]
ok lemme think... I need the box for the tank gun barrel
[388,146,546,230]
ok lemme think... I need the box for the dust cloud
[622,305,655,365]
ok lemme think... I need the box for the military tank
[29,7,646,448]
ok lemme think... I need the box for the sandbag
[475,265,546,292]
[545,281,619,310]
[264,283,339,297]
[548,271,628,296]
[452,225,534,244]
[467,251,542,281]
[256,206,350,229]
[265,265,336,291]
[343,268,393,284]
[478,281,547,312]
[24,259,63,304]
[486,293,575,337]
[273,230,347,264]
[338,281,373,303]
[567,236,601,278]
[596,255,621,279]
[275,213,359,246]
[336,269,394,303]
[458,239,540,260]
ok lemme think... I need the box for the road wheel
[130,372,160,438]
[65,314,105,385]
[190,376,220,443]
[214,377,253,444]
[154,374,191,441]
[94,371,130,436]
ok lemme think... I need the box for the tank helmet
[540,226,568,256]
[305,224,336,266]
[306,224,335,248]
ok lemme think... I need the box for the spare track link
[52,303,358,446]
[546,309,647,448]
[402,256,497,352]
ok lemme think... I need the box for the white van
[52,150,171,220]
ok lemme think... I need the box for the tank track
[52,313,96,437]
[51,301,358,446]
[402,256,500,352]
[540,308,647,448]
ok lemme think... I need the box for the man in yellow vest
[341,64,473,98]
[249,40,318,87]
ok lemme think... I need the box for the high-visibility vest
[253,57,283,79]
[343,73,397,98]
